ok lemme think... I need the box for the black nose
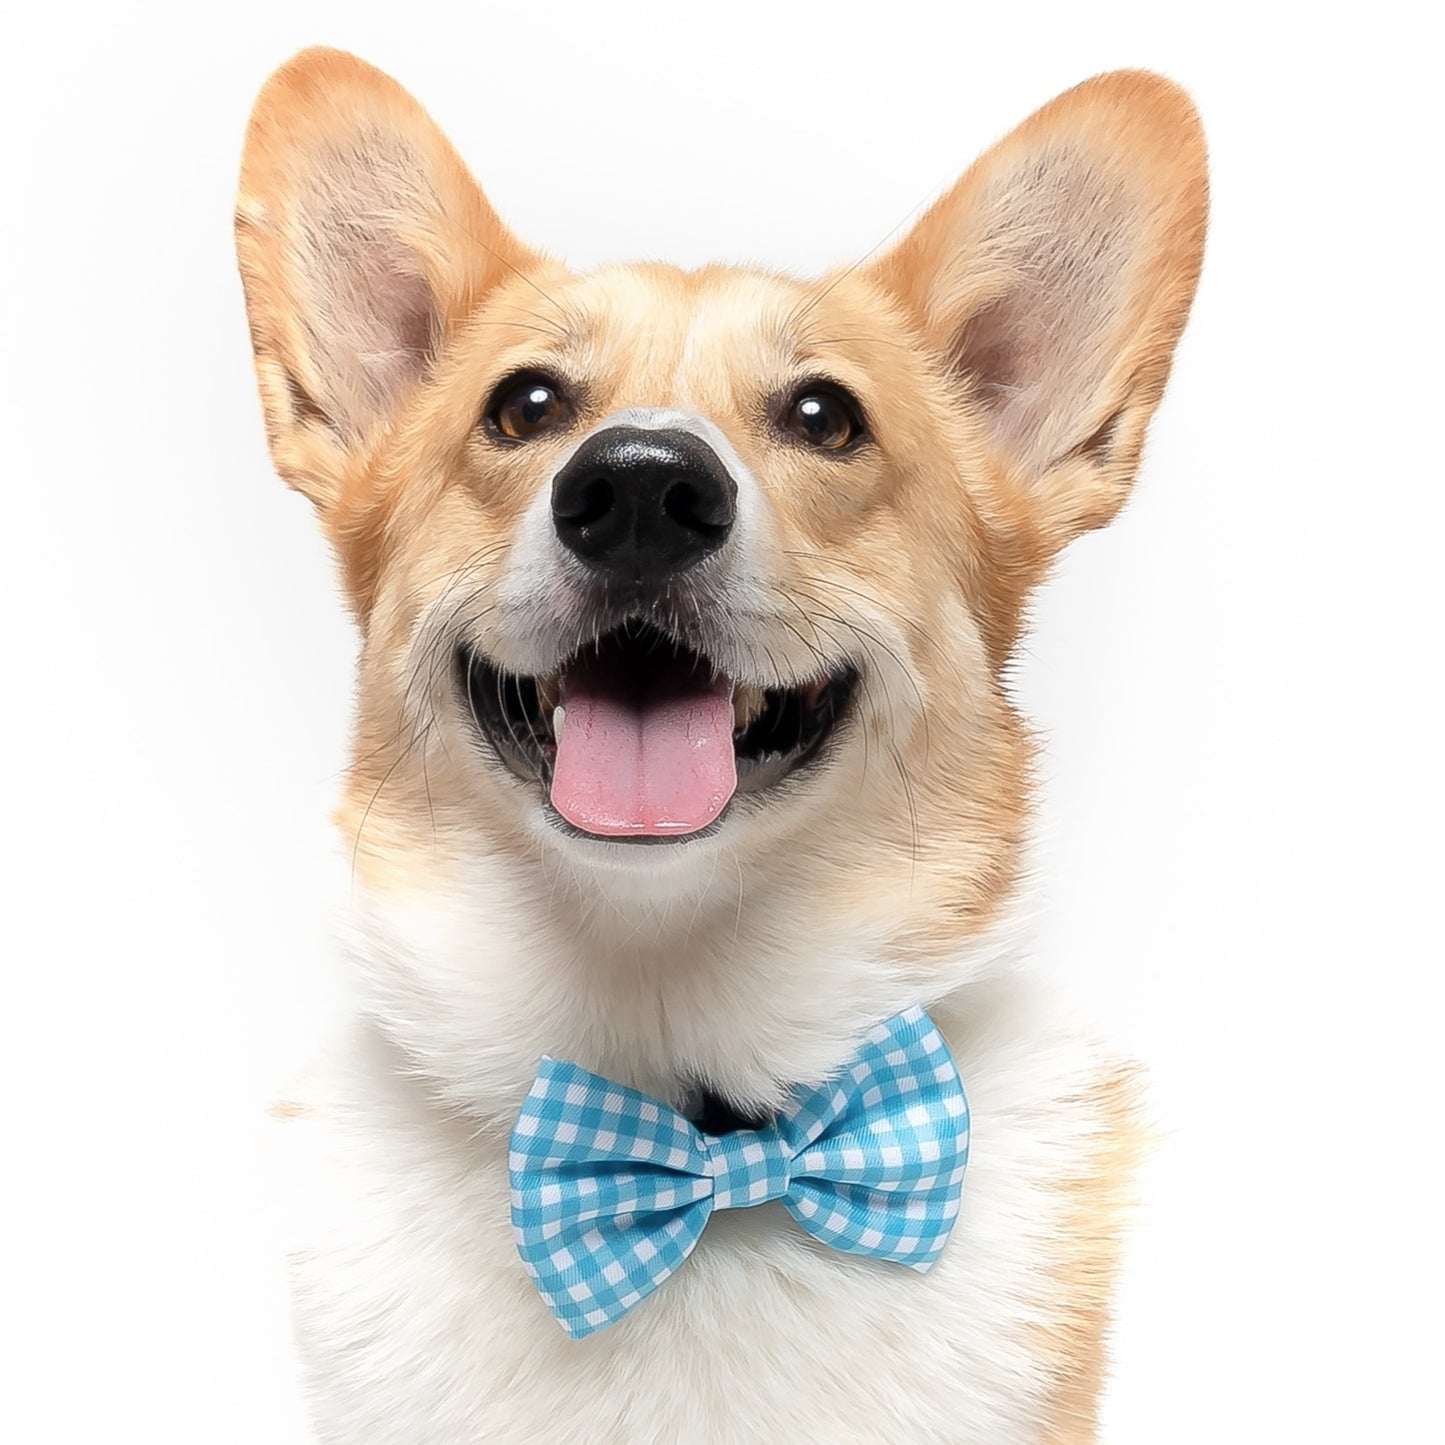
[550,426,737,581]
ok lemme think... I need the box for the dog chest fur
[277,962,1134,1445]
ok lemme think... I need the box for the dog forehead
[562,264,808,407]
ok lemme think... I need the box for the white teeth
[552,705,566,744]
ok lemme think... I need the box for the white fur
[275,839,1124,1443]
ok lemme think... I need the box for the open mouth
[458,620,857,841]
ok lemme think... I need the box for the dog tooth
[733,685,765,731]
[552,705,566,743]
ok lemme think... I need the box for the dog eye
[782,386,865,451]
[487,374,573,441]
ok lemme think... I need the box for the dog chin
[509,751,867,902]
[522,791,764,888]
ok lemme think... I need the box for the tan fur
[237,49,1206,1440]
[1037,1066,1149,1442]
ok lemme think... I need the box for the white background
[4,1,1440,1439]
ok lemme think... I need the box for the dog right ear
[865,71,1207,554]
[235,48,537,508]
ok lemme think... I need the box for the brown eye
[488,374,573,441]
[783,386,864,451]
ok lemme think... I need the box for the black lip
[457,619,858,835]
[458,655,552,782]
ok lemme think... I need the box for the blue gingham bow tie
[509,1004,969,1338]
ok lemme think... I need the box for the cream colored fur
[236,48,1206,1443]
[281,893,1120,1444]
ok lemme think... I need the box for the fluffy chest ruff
[275,884,1139,1445]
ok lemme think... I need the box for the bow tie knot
[510,1004,969,1338]
[704,1126,791,1210]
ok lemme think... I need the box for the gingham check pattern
[509,1004,969,1338]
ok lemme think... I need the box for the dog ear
[868,71,1207,548]
[235,48,538,507]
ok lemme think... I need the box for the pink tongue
[550,664,737,837]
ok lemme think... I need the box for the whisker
[782,557,945,656]
[888,738,921,890]
[779,581,931,766]
[782,175,949,338]
[350,717,433,884]
[448,223,577,334]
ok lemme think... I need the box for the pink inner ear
[294,139,441,435]
[347,254,436,410]
[946,157,1134,471]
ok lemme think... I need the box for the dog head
[236,50,1205,1110]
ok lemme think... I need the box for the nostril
[662,480,700,529]
[556,475,614,529]
[662,479,732,536]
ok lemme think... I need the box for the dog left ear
[235,48,539,509]
[868,71,1208,549]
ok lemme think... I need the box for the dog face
[236,51,1205,1105]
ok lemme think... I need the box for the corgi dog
[236,48,1206,1444]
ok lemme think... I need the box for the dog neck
[335,823,1035,1125]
